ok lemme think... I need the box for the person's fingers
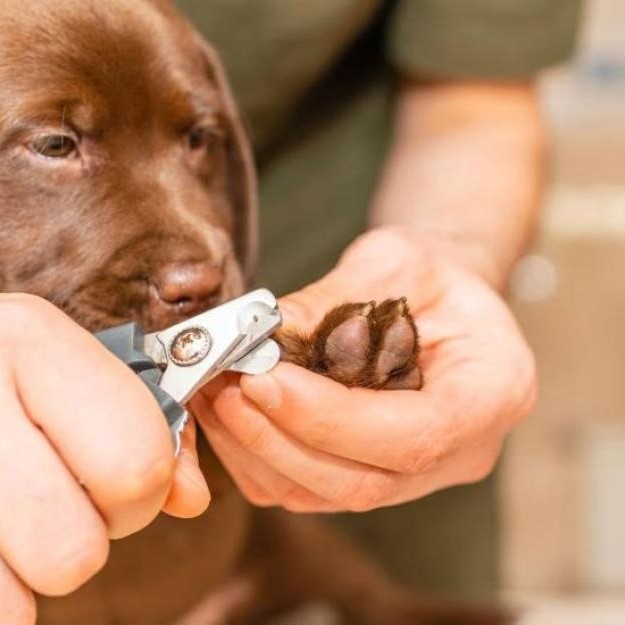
[0,374,109,597]
[238,299,534,477]
[193,392,339,513]
[200,377,504,512]
[202,384,397,511]
[238,363,451,474]
[0,556,37,625]
[380,436,505,507]
[192,391,274,505]
[162,419,211,518]
[0,295,175,539]
[206,421,329,512]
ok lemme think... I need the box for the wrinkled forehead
[0,0,221,129]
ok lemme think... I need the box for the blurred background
[176,1,623,623]
[502,0,625,621]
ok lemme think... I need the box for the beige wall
[500,0,625,599]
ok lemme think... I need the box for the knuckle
[342,473,392,513]
[505,343,538,427]
[517,360,538,420]
[400,439,448,475]
[110,454,175,509]
[472,460,496,482]
[346,495,378,513]
[395,404,454,475]
[244,488,274,507]
[281,485,319,513]
[465,445,502,485]
[467,459,496,484]
[33,526,109,597]
[238,478,275,507]
[239,424,270,454]
[307,418,338,449]
[283,498,315,514]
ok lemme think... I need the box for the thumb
[162,418,211,518]
[278,274,348,335]
[275,230,410,333]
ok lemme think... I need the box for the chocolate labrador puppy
[0,1,505,623]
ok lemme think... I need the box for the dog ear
[200,41,258,285]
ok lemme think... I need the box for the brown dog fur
[0,1,508,623]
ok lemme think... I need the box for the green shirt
[175,0,581,598]
[176,0,580,294]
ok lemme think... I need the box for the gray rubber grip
[95,323,186,432]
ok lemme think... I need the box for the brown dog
[0,1,506,624]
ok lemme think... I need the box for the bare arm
[370,80,545,289]
[197,80,540,513]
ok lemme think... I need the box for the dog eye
[31,134,77,159]
[187,126,220,152]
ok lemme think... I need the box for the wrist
[367,82,543,293]
[346,226,509,292]
[409,228,510,290]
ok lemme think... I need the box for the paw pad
[276,298,422,390]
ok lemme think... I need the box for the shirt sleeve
[387,0,584,79]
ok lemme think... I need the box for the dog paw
[275,298,422,390]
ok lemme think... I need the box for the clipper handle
[95,323,187,451]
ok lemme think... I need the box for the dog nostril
[152,262,223,308]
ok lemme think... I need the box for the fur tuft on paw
[276,298,423,390]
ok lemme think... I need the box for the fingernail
[178,452,210,497]
[241,374,282,411]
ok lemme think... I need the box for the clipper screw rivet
[170,327,211,366]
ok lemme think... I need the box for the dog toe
[277,298,422,390]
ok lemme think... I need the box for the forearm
[369,79,546,290]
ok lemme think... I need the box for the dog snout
[150,261,223,313]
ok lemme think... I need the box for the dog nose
[152,262,223,311]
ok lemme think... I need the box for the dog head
[0,0,257,331]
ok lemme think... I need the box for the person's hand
[0,295,209,625]
[193,227,536,513]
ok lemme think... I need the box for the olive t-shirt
[176,0,580,293]
[175,0,581,598]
